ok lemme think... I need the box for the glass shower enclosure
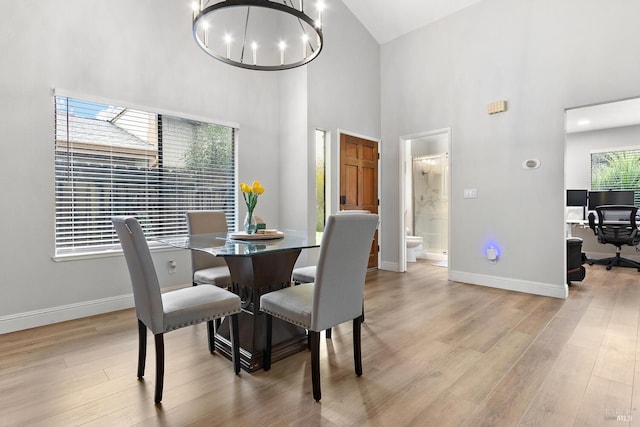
[412,153,448,259]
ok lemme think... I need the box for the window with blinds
[54,96,236,256]
[591,149,640,207]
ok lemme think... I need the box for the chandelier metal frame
[192,0,324,71]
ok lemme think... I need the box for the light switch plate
[464,188,478,199]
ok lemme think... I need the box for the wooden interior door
[340,134,379,269]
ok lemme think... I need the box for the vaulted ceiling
[340,1,640,132]
[341,0,484,44]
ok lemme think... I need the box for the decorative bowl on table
[229,230,284,240]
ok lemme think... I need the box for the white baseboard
[0,294,134,335]
[419,252,447,261]
[449,270,568,299]
[379,260,402,272]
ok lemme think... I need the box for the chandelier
[192,1,325,71]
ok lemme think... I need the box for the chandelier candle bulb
[302,34,308,58]
[279,41,286,65]
[251,42,257,65]
[192,1,201,21]
[225,34,232,59]
[316,1,324,28]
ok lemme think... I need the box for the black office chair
[587,205,640,271]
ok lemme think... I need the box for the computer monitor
[567,189,588,207]
[567,189,588,220]
[588,190,635,211]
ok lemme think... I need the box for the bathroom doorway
[399,129,451,272]
[413,153,448,257]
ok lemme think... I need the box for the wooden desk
[160,231,318,372]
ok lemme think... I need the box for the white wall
[278,67,308,232]
[0,0,380,333]
[380,0,640,298]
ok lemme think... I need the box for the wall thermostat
[522,158,541,169]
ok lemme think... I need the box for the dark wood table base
[214,248,308,372]
[215,312,307,372]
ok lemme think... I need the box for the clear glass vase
[244,211,257,234]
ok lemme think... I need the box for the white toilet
[406,234,424,263]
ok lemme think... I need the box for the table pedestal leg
[215,249,308,372]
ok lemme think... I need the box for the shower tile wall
[413,154,448,256]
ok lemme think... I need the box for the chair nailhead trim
[164,308,241,332]
[261,308,310,329]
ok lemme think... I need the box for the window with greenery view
[315,129,326,243]
[591,149,640,207]
[54,96,236,256]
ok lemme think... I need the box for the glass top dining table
[156,230,318,372]
[156,230,318,257]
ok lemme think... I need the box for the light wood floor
[2,262,640,426]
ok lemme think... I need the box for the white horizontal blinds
[591,149,640,207]
[55,96,236,255]
[151,115,237,236]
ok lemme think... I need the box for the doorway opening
[564,97,640,282]
[399,129,451,272]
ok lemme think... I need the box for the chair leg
[207,319,216,353]
[154,333,165,404]
[137,319,147,379]
[353,317,362,377]
[326,328,332,339]
[263,314,273,371]
[230,314,240,374]
[310,330,321,401]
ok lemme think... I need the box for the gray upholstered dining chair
[185,210,232,288]
[112,216,241,404]
[291,210,374,338]
[291,210,372,284]
[260,213,379,401]
[292,265,317,285]
[292,265,334,339]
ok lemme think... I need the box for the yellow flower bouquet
[240,180,264,234]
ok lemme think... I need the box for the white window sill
[52,242,179,262]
